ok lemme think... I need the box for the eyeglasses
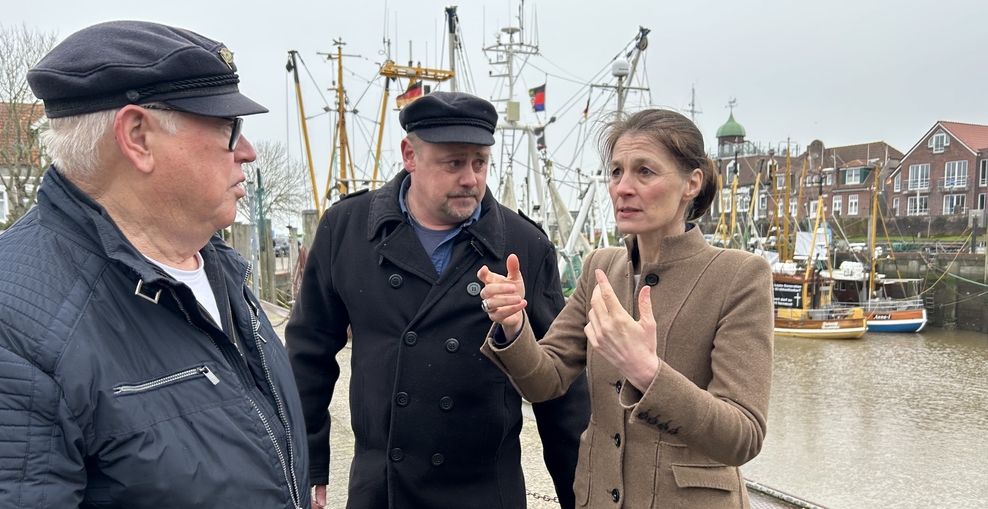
[141,104,244,151]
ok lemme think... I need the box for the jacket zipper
[113,365,219,395]
[169,279,301,509]
[243,267,302,508]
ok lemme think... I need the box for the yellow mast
[796,156,808,230]
[782,140,792,260]
[728,162,740,249]
[286,50,321,215]
[373,60,455,189]
[802,195,826,310]
[713,171,728,245]
[869,162,882,299]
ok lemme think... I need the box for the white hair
[42,102,182,179]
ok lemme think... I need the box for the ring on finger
[481,299,491,313]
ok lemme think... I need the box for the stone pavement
[264,304,562,508]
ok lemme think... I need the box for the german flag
[529,84,545,112]
[396,81,424,109]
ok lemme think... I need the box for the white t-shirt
[146,252,223,329]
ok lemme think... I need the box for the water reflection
[743,329,988,509]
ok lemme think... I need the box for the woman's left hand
[585,269,659,392]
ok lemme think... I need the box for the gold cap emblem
[219,47,235,70]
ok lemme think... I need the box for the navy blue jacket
[0,168,309,508]
[287,170,590,508]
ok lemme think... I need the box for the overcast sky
[9,0,988,197]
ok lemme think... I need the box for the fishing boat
[769,196,868,339]
[822,161,927,332]
[823,261,927,332]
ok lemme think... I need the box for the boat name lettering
[873,314,892,320]
[822,322,840,329]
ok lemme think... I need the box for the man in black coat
[287,91,590,508]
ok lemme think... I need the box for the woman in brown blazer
[478,109,774,508]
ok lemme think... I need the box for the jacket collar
[367,169,505,260]
[36,166,244,285]
[623,224,709,268]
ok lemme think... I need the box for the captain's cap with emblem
[27,20,267,119]
[399,91,497,146]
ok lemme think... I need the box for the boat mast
[286,50,321,215]
[781,139,792,260]
[869,161,882,300]
[446,6,458,92]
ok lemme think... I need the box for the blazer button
[466,282,481,296]
[390,448,404,462]
[439,396,454,411]
[431,453,444,466]
[445,338,460,353]
[389,274,403,288]
[644,273,659,286]
[611,488,620,502]
[403,331,418,346]
[615,380,622,394]
[395,392,409,407]
[614,433,621,447]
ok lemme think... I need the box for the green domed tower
[716,112,746,156]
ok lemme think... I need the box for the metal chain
[526,490,559,505]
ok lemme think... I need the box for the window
[832,195,842,216]
[908,164,930,190]
[848,195,859,215]
[979,193,986,210]
[721,188,732,213]
[826,174,832,186]
[777,201,785,216]
[928,130,949,153]
[0,189,7,224]
[981,160,988,187]
[737,190,750,213]
[943,194,966,214]
[759,193,767,210]
[907,196,929,215]
[944,160,968,188]
[725,161,737,185]
[776,174,785,190]
[789,198,797,216]
[844,168,862,185]
[893,197,900,216]
[809,200,819,217]
[894,174,901,192]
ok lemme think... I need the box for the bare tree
[240,140,313,229]
[0,23,57,228]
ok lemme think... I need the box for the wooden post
[302,209,319,251]
[287,225,299,300]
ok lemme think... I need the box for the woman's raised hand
[477,254,527,338]
[585,269,659,391]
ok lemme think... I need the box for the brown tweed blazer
[482,226,774,508]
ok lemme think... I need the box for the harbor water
[743,329,988,508]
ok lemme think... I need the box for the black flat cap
[27,20,267,119]
[399,91,497,146]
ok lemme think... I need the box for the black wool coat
[287,170,590,509]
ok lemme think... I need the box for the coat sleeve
[481,249,598,403]
[0,346,87,508]
[525,243,591,509]
[285,216,352,486]
[620,254,774,467]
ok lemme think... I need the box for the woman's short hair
[42,103,182,179]
[598,109,718,221]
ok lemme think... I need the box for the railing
[833,299,924,312]
[937,176,968,191]
[907,179,930,191]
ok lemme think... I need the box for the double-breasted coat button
[395,392,409,407]
[431,453,444,466]
[390,448,404,462]
[466,282,482,296]
[614,434,621,447]
[445,338,460,353]
[403,331,418,346]
[611,489,620,502]
[644,273,659,286]
[615,380,622,393]
[389,274,403,288]
[439,396,454,411]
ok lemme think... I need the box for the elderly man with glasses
[0,21,309,509]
